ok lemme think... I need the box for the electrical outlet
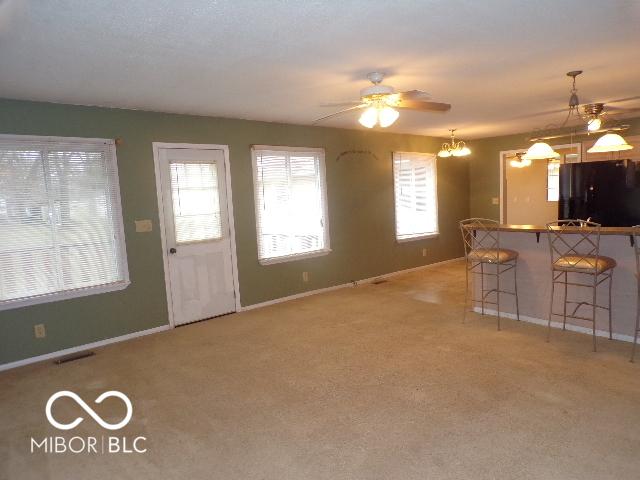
[302,271,309,282]
[34,324,46,339]
[422,248,427,257]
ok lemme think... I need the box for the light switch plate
[135,219,153,233]
[491,197,500,205]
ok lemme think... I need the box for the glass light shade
[378,107,399,128]
[587,117,602,132]
[509,156,532,168]
[452,146,471,157]
[437,149,452,158]
[358,107,378,128]
[509,158,531,168]
[522,142,560,160]
[587,132,634,153]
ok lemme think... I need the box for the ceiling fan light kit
[358,104,400,128]
[587,117,602,132]
[437,129,471,158]
[378,106,400,128]
[358,107,378,128]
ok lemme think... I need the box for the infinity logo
[45,391,133,431]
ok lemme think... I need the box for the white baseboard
[0,325,171,372]
[241,257,464,311]
[0,257,465,372]
[472,307,636,343]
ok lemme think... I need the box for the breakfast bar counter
[469,224,638,341]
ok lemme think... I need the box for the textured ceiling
[0,0,639,139]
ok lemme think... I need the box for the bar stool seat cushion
[468,248,518,264]
[554,255,617,273]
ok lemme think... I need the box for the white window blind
[0,135,129,310]
[252,146,329,263]
[170,162,222,243]
[393,151,439,241]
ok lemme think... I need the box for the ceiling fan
[520,70,638,161]
[313,72,451,128]
[528,71,640,132]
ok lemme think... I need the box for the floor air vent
[54,351,95,365]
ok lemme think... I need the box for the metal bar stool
[546,220,616,351]
[460,218,520,330]
[630,226,640,362]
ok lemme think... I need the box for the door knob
[169,247,177,254]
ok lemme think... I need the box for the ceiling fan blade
[510,107,569,120]
[599,95,640,105]
[397,99,451,112]
[313,104,366,124]
[398,90,430,100]
[602,106,640,116]
[320,101,363,107]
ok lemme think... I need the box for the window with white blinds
[252,146,330,264]
[0,135,129,310]
[393,151,439,241]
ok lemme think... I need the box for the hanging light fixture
[522,142,560,161]
[437,129,471,158]
[587,131,634,153]
[509,152,532,168]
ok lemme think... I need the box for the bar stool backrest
[546,219,602,271]
[459,218,501,261]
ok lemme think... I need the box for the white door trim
[498,142,581,223]
[152,142,241,328]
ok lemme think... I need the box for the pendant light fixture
[509,152,532,168]
[522,142,560,161]
[587,131,634,153]
[437,129,471,158]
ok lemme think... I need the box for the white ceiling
[1,0,639,139]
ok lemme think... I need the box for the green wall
[470,117,640,219]
[0,98,470,365]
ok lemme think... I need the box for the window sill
[0,280,131,312]
[259,248,331,265]
[396,233,440,243]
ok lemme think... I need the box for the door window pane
[547,159,560,202]
[170,162,222,243]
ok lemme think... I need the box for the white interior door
[158,147,236,326]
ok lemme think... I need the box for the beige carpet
[1,260,640,479]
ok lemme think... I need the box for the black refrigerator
[558,159,640,226]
